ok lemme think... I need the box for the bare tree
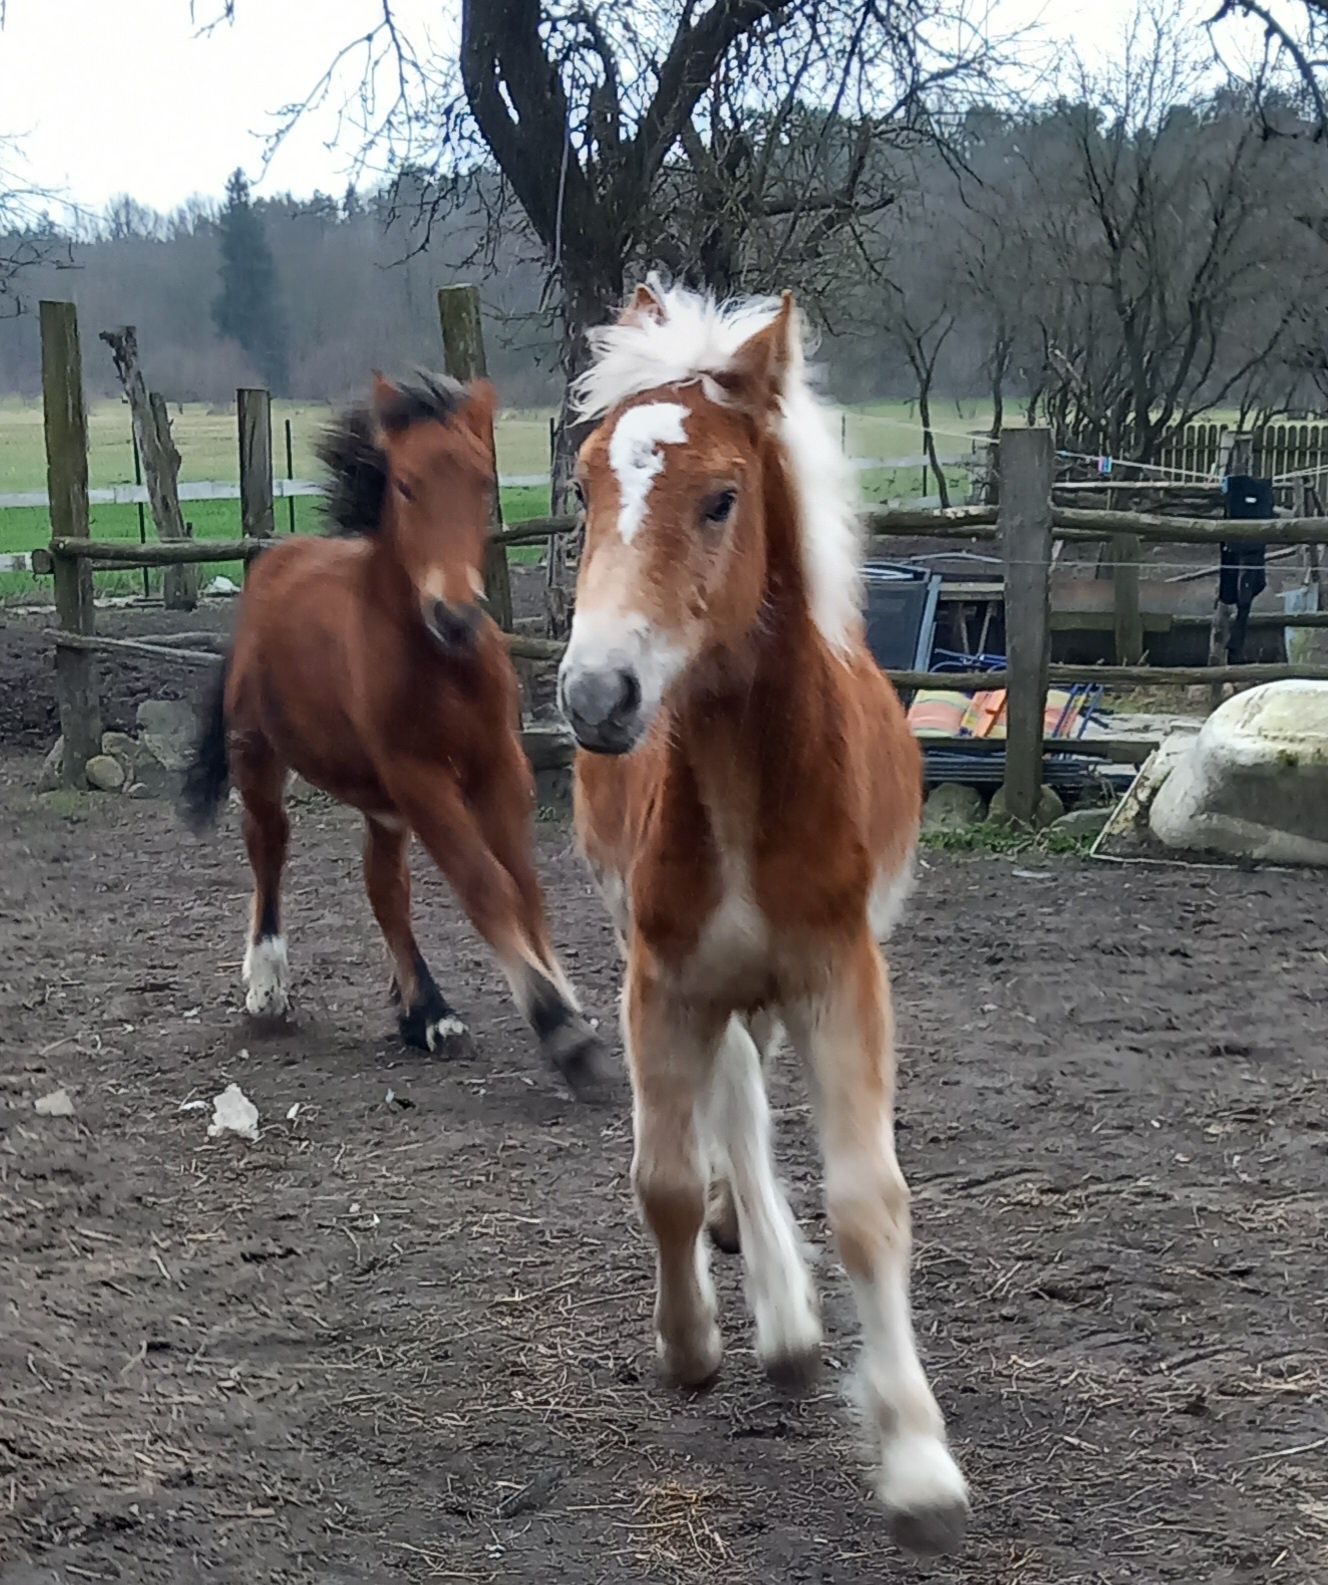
[1,134,71,317]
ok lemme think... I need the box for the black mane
[315,373,469,536]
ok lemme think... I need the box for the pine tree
[212,168,288,393]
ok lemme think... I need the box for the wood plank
[237,388,275,543]
[998,427,1054,824]
[41,301,101,785]
[439,283,514,631]
[1054,506,1328,545]
[47,536,274,566]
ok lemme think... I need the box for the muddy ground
[1,601,1326,1584]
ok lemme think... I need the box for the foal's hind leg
[236,755,291,1019]
[362,816,473,1059]
[704,1015,821,1391]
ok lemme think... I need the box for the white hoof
[657,1321,723,1389]
[425,1014,474,1058]
[243,936,290,1018]
[878,1433,970,1556]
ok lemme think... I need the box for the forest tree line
[3,3,1328,470]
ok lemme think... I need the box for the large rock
[36,736,65,792]
[921,782,985,833]
[1149,681,1328,865]
[987,783,1064,830]
[136,699,197,773]
[85,754,127,792]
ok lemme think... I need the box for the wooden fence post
[999,427,1053,825]
[41,300,101,786]
[438,283,514,631]
[1110,478,1143,663]
[238,388,275,550]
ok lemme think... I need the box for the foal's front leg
[362,815,473,1058]
[626,958,724,1388]
[385,768,606,1098]
[787,933,968,1556]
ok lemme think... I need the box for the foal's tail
[179,656,231,834]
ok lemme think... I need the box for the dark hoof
[542,1018,615,1105]
[889,1501,969,1558]
[399,1006,475,1059]
[763,1346,822,1397]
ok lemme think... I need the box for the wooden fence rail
[26,316,1328,821]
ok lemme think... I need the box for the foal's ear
[371,371,400,417]
[459,379,497,446]
[618,283,664,327]
[713,293,797,413]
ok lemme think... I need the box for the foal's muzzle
[559,665,643,755]
[426,597,482,653]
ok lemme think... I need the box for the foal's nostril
[431,599,480,650]
[617,668,641,716]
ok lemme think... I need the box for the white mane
[571,282,863,654]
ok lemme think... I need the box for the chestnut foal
[182,372,604,1099]
[559,285,968,1551]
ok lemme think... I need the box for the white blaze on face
[607,401,689,543]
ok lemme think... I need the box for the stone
[921,782,985,833]
[101,730,138,773]
[34,1087,75,1118]
[126,782,152,800]
[1149,680,1328,866]
[135,699,197,772]
[36,736,65,792]
[85,754,127,792]
[131,743,180,798]
[987,783,1065,830]
[1050,806,1113,840]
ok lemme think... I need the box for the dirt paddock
[1,617,1326,1584]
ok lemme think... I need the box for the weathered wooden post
[1110,480,1143,664]
[999,427,1053,825]
[437,283,514,631]
[100,326,198,610]
[41,300,101,787]
[238,387,275,548]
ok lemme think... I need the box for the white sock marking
[707,1018,820,1369]
[242,935,289,1017]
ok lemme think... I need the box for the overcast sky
[0,0,1255,215]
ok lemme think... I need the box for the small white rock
[34,1087,75,1118]
[207,1082,260,1143]
[286,1103,301,1121]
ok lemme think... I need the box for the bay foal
[559,285,969,1551]
[183,373,604,1098]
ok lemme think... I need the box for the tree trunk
[917,382,951,509]
[100,326,197,610]
[546,267,622,636]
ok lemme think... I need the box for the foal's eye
[396,479,414,503]
[703,490,737,526]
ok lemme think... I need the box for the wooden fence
[1150,420,1328,481]
[27,295,1328,821]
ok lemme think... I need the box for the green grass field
[0,395,987,598]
